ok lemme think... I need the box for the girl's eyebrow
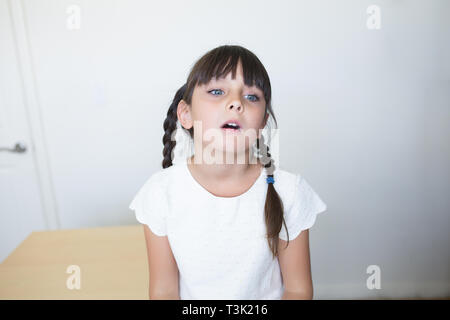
[209,78,261,90]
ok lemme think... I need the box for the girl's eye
[246,94,260,102]
[208,89,260,102]
[208,89,224,96]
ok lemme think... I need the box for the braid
[162,84,187,169]
[256,135,289,259]
[256,134,275,175]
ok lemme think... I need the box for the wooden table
[0,225,149,299]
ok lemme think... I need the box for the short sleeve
[279,174,327,241]
[129,174,168,236]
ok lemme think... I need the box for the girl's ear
[177,99,193,129]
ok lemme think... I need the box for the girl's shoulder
[271,166,300,189]
[132,164,181,195]
[271,167,325,212]
[258,166,297,209]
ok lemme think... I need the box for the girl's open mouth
[221,121,241,132]
[221,123,241,133]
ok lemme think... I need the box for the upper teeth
[226,123,238,127]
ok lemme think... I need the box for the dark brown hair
[161,45,289,258]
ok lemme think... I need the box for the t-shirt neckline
[183,161,264,200]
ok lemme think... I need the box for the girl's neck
[187,153,262,182]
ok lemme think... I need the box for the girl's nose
[227,101,243,112]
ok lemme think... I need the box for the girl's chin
[196,147,258,165]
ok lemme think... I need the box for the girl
[129,45,327,300]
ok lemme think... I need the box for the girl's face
[178,60,268,164]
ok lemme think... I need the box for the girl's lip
[221,119,242,129]
[221,127,241,133]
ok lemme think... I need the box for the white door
[0,0,48,263]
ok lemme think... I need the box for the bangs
[187,45,271,101]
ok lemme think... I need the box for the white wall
[4,0,450,298]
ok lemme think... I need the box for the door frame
[7,0,60,230]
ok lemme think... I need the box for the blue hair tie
[266,176,274,184]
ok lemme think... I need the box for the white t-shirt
[129,161,327,300]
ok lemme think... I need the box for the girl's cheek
[204,95,221,104]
